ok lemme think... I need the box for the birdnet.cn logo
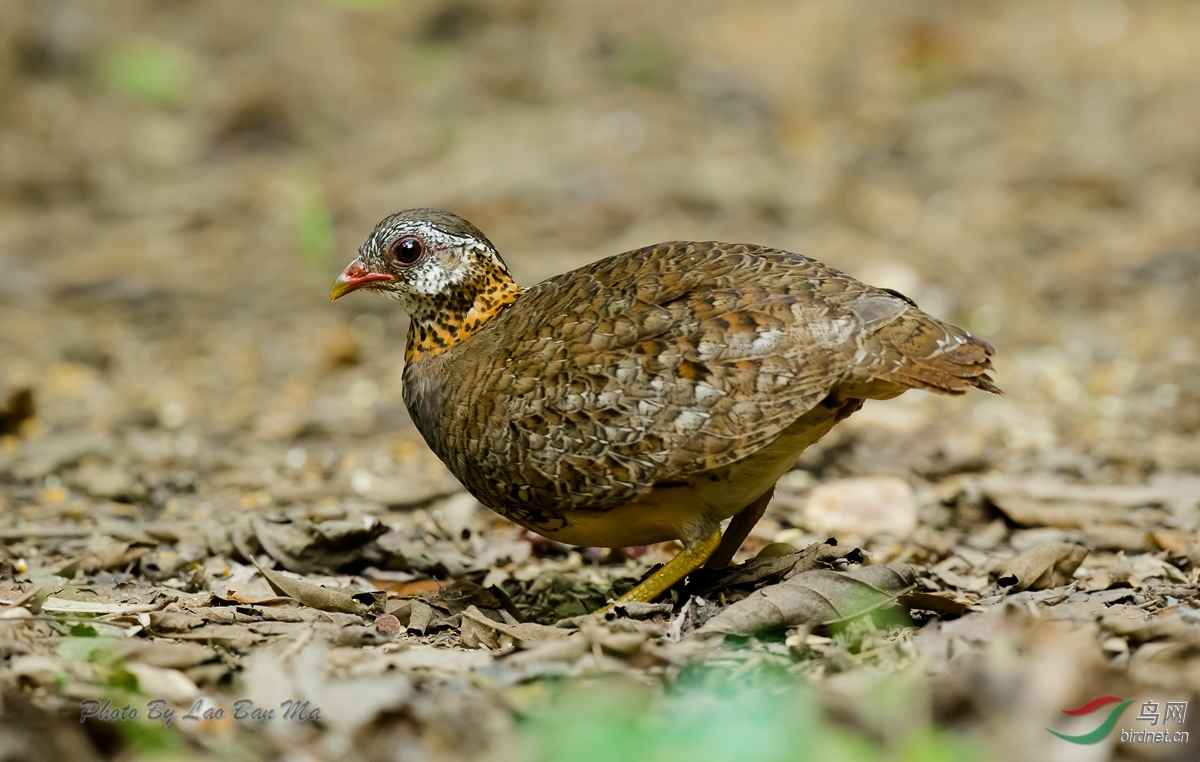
[1047,696,1189,745]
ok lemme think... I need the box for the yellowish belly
[527,401,851,548]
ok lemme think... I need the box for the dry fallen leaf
[459,612,501,649]
[1111,552,1190,588]
[461,605,570,643]
[252,560,366,616]
[406,600,433,635]
[698,563,916,636]
[898,591,973,618]
[687,541,864,596]
[997,543,1088,592]
[123,663,200,704]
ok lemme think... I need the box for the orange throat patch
[405,274,523,363]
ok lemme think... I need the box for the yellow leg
[602,529,721,612]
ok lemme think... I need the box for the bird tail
[852,310,1001,397]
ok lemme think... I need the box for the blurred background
[1,0,1197,472]
[1,1,1199,760]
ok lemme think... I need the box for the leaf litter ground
[2,2,1200,760]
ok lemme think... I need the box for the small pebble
[374,614,401,637]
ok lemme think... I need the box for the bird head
[330,208,514,308]
[331,208,523,361]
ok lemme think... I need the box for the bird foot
[598,529,721,614]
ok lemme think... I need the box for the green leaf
[99,39,193,106]
[118,718,188,756]
[294,177,335,273]
[108,669,140,693]
[69,622,99,637]
[59,636,114,661]
[609,38,672,87]
[520,667,991,762]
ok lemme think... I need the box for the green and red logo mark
[1047,696,1134,744]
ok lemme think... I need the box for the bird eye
[391,237,424,265]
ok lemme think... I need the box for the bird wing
[447,241,931,513]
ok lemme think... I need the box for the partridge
[331,209,999,607]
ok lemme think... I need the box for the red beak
[329,258,396,301]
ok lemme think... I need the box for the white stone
[802,476,918,540]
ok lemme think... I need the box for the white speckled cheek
[406,230,497,296]
[409,259,456,296]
